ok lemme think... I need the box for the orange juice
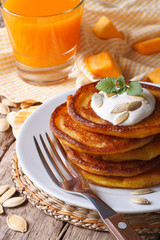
[1,0,84,67]
[3,0,81,16]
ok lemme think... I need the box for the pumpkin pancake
[78,165,160,189]
[50,102,154,154]
[67,81,160,138]
[99,134,160,162]
[64,145,160,177]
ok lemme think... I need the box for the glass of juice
[0,0,84,85]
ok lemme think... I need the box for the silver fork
[33,133,141,240]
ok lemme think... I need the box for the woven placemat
[12,153,160,237]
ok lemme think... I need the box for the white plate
[16,89,160,214]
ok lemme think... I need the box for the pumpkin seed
[127,101,142,111]
[2,98,18,108]
[129,95,148,104]
[0,185,9,196]
[3,197,26,208]
[130,197,150,205]
[0,204,4,214]
[20,102,34,109]
[112,102,129,113]
[114,111,129,125]
[0,187,16,204]
[91,93,103,108]
[7,111,17,126]
[0,118,10,132]
[0,103,10,115]
[7,215,27,232]
[131,188,154,195]
[106,92,116,98]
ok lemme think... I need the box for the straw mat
[12,154,160,238]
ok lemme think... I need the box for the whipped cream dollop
[91,89,155,126]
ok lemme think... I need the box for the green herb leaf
[96,76,143,96]
[126,81,143,96]
[96,77,117,93]
[117,76,126,89]
[118,88,126,95]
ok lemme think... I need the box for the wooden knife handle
[104,213,141,240]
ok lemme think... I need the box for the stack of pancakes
[50,82,160,189]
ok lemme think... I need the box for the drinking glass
[0,0,84,85]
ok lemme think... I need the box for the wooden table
[0,15,159,240]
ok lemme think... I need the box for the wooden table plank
[0,128,15,160]
[62,225,115,240]
[0,97,17,161]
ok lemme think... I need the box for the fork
[33,133,141,240]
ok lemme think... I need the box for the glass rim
[0,0,84,18]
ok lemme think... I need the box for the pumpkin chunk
[133,38,160,55]
[85,51,122,78]
[148,66,160,84]
[93,16,123,40]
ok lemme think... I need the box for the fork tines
[33,133,73,186]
